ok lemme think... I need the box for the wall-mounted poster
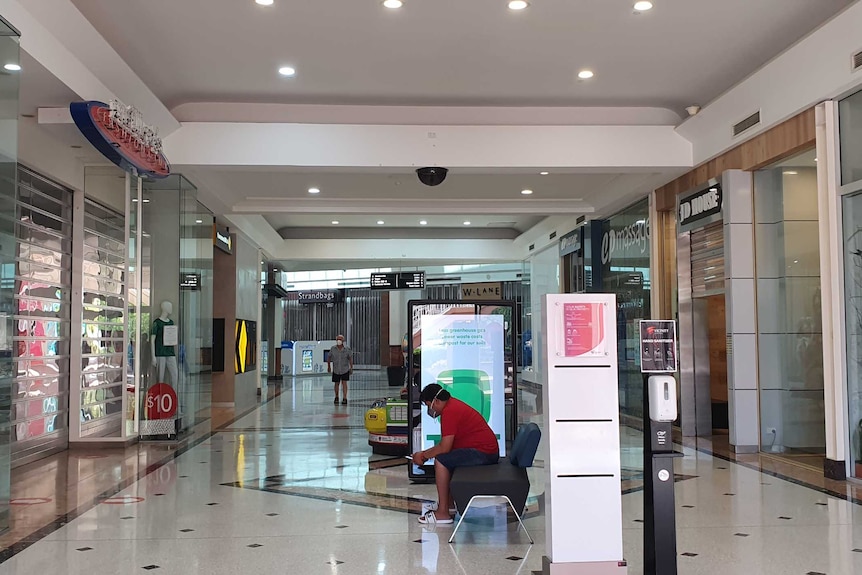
[234,319,257,374]
[562,302,608,358]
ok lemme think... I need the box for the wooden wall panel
[656,108,817,211]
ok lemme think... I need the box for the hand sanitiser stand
[541,294,627,575]
[639,320,682,575]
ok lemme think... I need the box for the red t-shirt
[440,397,499,455]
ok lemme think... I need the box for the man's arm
[327,349,332,373]
[349,351,354,373]
[419,435,454,462]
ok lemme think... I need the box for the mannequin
[151,300,179,385]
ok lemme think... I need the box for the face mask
[336,340,344,347]
[426,404,440,419]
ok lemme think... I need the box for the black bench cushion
[450,464,530,514]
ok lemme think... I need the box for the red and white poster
[562,303,607,357]
[145,383,178,420]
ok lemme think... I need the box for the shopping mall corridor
[0,371,861,574]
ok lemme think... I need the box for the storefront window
[840,89,862,186]
[587,199,651,419]
[843,190,862,476]
[0,17,18,532]
[521,245,559,385]
[755,151,824,458]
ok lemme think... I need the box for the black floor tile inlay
[121,516,134,520]
[853,548,862,553]
[633,519,644,523]
[413,539,425,543]
[265,513,279,517]
[76,547,93,552]
[206,503,219,506]
[778,516,792,520]
[807,572,827,575]
[734,533,749,537]
[680,552,698,557]
[142,566,160,571]
[816,502,828,506]
[682,505,695,508]
[327,561,344,566]
[724,493,735,496]
[335,525,349,529]
[154,494,165,497]
[179,529,194,533]
[506,556,523,561]
[247,544,263,548]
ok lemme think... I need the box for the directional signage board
[370,271,425,290]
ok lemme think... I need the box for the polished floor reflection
[0,371,861,574]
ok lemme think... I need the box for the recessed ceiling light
[463,221,472,226]
[3,63,20,72]
[521,189,533,195]
[196,219,203,224]
[377,220,385,225]
[539,171,549,176]
[383,0,403,8]
[578,70,594,80]
[331,220,339,225]
[419,220,428,225]
[255,0,274,5]
[278,66,296,77]
[783,170,798,175]
[308,187,320,194]
[633,1,653,11]
[142,199,150,203]
[132,198,139,203]
[508,0,528,10]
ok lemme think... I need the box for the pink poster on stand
[563,303,606,357]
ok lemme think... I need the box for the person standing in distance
[412,383,499,524]
[327,335,353,405]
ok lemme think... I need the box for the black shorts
[332,372,350,383]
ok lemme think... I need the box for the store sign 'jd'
[677,183,723,232]
[70,99,170,179]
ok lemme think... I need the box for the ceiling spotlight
[195,219,203,224]
[633,1,653,11]
[463,221,472,226]
[521,189,533,195]
[142,199,151,203]
[377,220,385,225]
[331,220,339,225]
[508,0,528,10]
[255,0,274,5]
[539,171,549,176]
[278,66,296,77]
[4,63,20,71]
[308,187,320,194]
[783,171,798,176]
[578,69,594,80]
[419,220,428,225]
[383,0,403,7]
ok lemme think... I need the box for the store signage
[180,273,201,290]
[294,289,342,303]
[70,100,170,179]
[460,282,502,301]
[639,320,677,373]
[370,271,426,290]
[145,383,178,420]
[559,228,582,257]
[601,218,649,265]
[678,183,723,232]
[214,225,233,254]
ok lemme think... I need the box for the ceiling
[21,0,852,261]
[70,0,851,114]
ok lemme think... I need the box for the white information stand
[542,294,627,575]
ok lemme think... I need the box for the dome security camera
[416,167,448,187]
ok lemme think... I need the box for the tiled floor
[1,371,861,574]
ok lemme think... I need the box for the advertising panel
[419,313,506,458]
[639,320,678,373]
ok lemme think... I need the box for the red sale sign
[145,383,177,419]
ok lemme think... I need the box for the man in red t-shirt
[412,383,499,524]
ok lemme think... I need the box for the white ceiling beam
[0,0,179,135]
[231,198,594,215]
[677,0,862,166]
[164,123,692,169]
[268,238,516,263]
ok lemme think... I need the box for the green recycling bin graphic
[436,369,492,422]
